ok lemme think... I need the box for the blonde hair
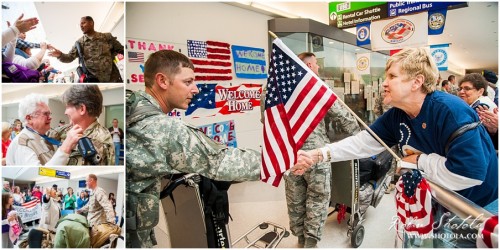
[386,48,438,94]
[2,122,10,133]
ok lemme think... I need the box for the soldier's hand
[48,48,62,58]
[292,150,313,174]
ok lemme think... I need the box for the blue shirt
[76,197,89,210]
[370,91,498,207]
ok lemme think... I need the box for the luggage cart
[161,173,289,248]
[328,160,391,248]
[232,221,289,248]
[329,159,391,248]
[330,159,364,248]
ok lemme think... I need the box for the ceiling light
[250,2,299,18]
[329,41,334,44]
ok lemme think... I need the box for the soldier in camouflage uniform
[77,174,115,227]
[48,16,124,83]
[126,50,304,248]
[48,85,114,165]
[261,52,360,248]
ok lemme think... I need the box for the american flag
[395,169,433,237]
[187,40,232,81]
[185,83,261,116]
[20,197,40,209]
[261,38,337,187]
[128,51,144,63]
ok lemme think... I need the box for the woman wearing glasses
[458,73,498,150]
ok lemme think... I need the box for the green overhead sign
[329,2,387,29]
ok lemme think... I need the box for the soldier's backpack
[90,222,122,248]
[26,227,53,248]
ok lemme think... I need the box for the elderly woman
[5,94,83,166]
[2,122,12,165]
[295,48,497,247]
[458,73,498,149]
[40,187,60,231]
[458,73,497,112]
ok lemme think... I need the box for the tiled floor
[227,180,399,248]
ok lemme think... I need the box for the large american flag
[261,38,337,187]
[20,197,40,209]
[395,169,433,237]
[187,40,233,81]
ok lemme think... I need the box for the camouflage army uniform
[80,186,115,227]
[56,32,124,82]
[260,86,360,244]
[49,121,114,165]
[126,90,261,248]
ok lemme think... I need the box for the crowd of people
[2,14,124,83]
[1,174,117,248]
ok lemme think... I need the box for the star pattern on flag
[265,48,307,109]
[185,83,216,115]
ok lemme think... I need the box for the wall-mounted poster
[198,120,237,147]
[231,45,266,79]
[185,83,262,117]
[126,38,175,83]
[188,40,233,81]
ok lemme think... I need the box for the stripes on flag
[128,51,144,63]
[395,169,433,237]
[21,197,40,209]
[261,38,337,187]
[477,215,498,248]
[187,40,233,81]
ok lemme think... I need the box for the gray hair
[18,94,49,124]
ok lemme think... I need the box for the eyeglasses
[458,86,475,92]
[32,111,52,118]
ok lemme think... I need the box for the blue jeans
[114,142,121,165]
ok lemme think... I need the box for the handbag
[75,41,100,83]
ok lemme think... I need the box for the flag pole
[267,31,400,162]
[268,31,278,39]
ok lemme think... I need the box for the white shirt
[472,96,498,112]
[112,127,120,143]
[6,128,69,166]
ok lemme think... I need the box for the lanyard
[26,127,62,146]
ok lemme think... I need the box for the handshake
[291,149,324,175]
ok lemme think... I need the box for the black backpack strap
[200,177,232,248]
[75,41,88,74]
[445,121,482,154]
